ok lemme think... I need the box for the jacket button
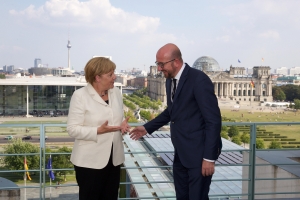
[172,121,174,124]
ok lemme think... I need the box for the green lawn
[221,109,300,145]
[0,166,76,184]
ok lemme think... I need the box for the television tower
[67,40,72,70]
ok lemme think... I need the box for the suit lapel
[172,64,189,102]
[166,78,172,106]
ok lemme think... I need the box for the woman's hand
[120,117,130,135]
[97,121,121,134]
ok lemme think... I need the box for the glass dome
[192,56,220,72]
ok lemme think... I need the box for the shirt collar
[174,62,185,81]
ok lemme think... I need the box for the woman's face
[98,70,116,89]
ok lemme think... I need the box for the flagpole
[50,154,52,200]
[250,86,252,107]
[24,156,26,200]
[50,177,52,200]
[47,154,55,199]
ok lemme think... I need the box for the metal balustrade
[0,122,299,200]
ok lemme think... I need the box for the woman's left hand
[121,117,130,135]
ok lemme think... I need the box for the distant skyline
[1,0,300,72]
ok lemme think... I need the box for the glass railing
[0,122,299,200]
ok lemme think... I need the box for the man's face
[156,58,176,79]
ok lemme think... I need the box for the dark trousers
[173,153,212,200]
[74,148,121,200]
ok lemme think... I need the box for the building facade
[0,76,122,116]
[34,58,42,68]
[289,67,300,76]
[210,66,273,103]
[274,67,288,76]
[133,76,147,88]
[147,56,273,104]
[3,65,15,73]
[147,66,166,103]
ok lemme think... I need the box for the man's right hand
[129,126,147,140]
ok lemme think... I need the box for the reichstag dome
[192,56,221,72]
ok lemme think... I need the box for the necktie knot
[172,79,177,101]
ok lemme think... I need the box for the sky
[1,0,300,73]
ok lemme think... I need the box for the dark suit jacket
[144,64,222,168]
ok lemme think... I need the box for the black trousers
[74,148,121,200]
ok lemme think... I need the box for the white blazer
[67,84,125,169]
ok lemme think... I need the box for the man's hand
[202,160,215,177]
[120,117,131,135]
[129,126,147,140]
[97,121,121,134]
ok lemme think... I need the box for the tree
[133,87,147,97]
[157,99,162,106]
[220,131,229,139]
[231,136,242,145]
[52,146,74,181]
[124,110,138,123]
[268,141,282,149]
[256,139,265,149]
[272,86,286,101]
[221,125,228,132]
[240,133,250,147]
[3,139,40,173]
[281,85,300,101]
[294,99,300,110]
[228,126,239,138]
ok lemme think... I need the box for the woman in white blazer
[67,57,130,200]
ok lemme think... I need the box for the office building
[34,58,42,68]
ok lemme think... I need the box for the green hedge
[257,136,274,138]
[280,139,296,141]
[279,142,288,144]
[263,139,275,141]
[288,142,300,144]
[275,136,288,138]
[282,145,297,148]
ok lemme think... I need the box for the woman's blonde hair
[84,57,116,84]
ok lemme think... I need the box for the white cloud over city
[1,0,300,71]
[9,0,160,33]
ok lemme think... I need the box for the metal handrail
[0,122,299,200]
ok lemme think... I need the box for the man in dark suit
[130,43,221,200]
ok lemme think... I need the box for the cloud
[9,0,160,33]
[220,0,300,26]
[0,45,23,53]
[259,30,280,39]
[216,35,230,43]
[138,32,177,46]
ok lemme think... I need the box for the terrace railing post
[126,172,130,198]
[248,123,256,200]
[38,124,43,199]
[40,124,46,200]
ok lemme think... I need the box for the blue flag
[238,59,241,63]
[47,155,55,180]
